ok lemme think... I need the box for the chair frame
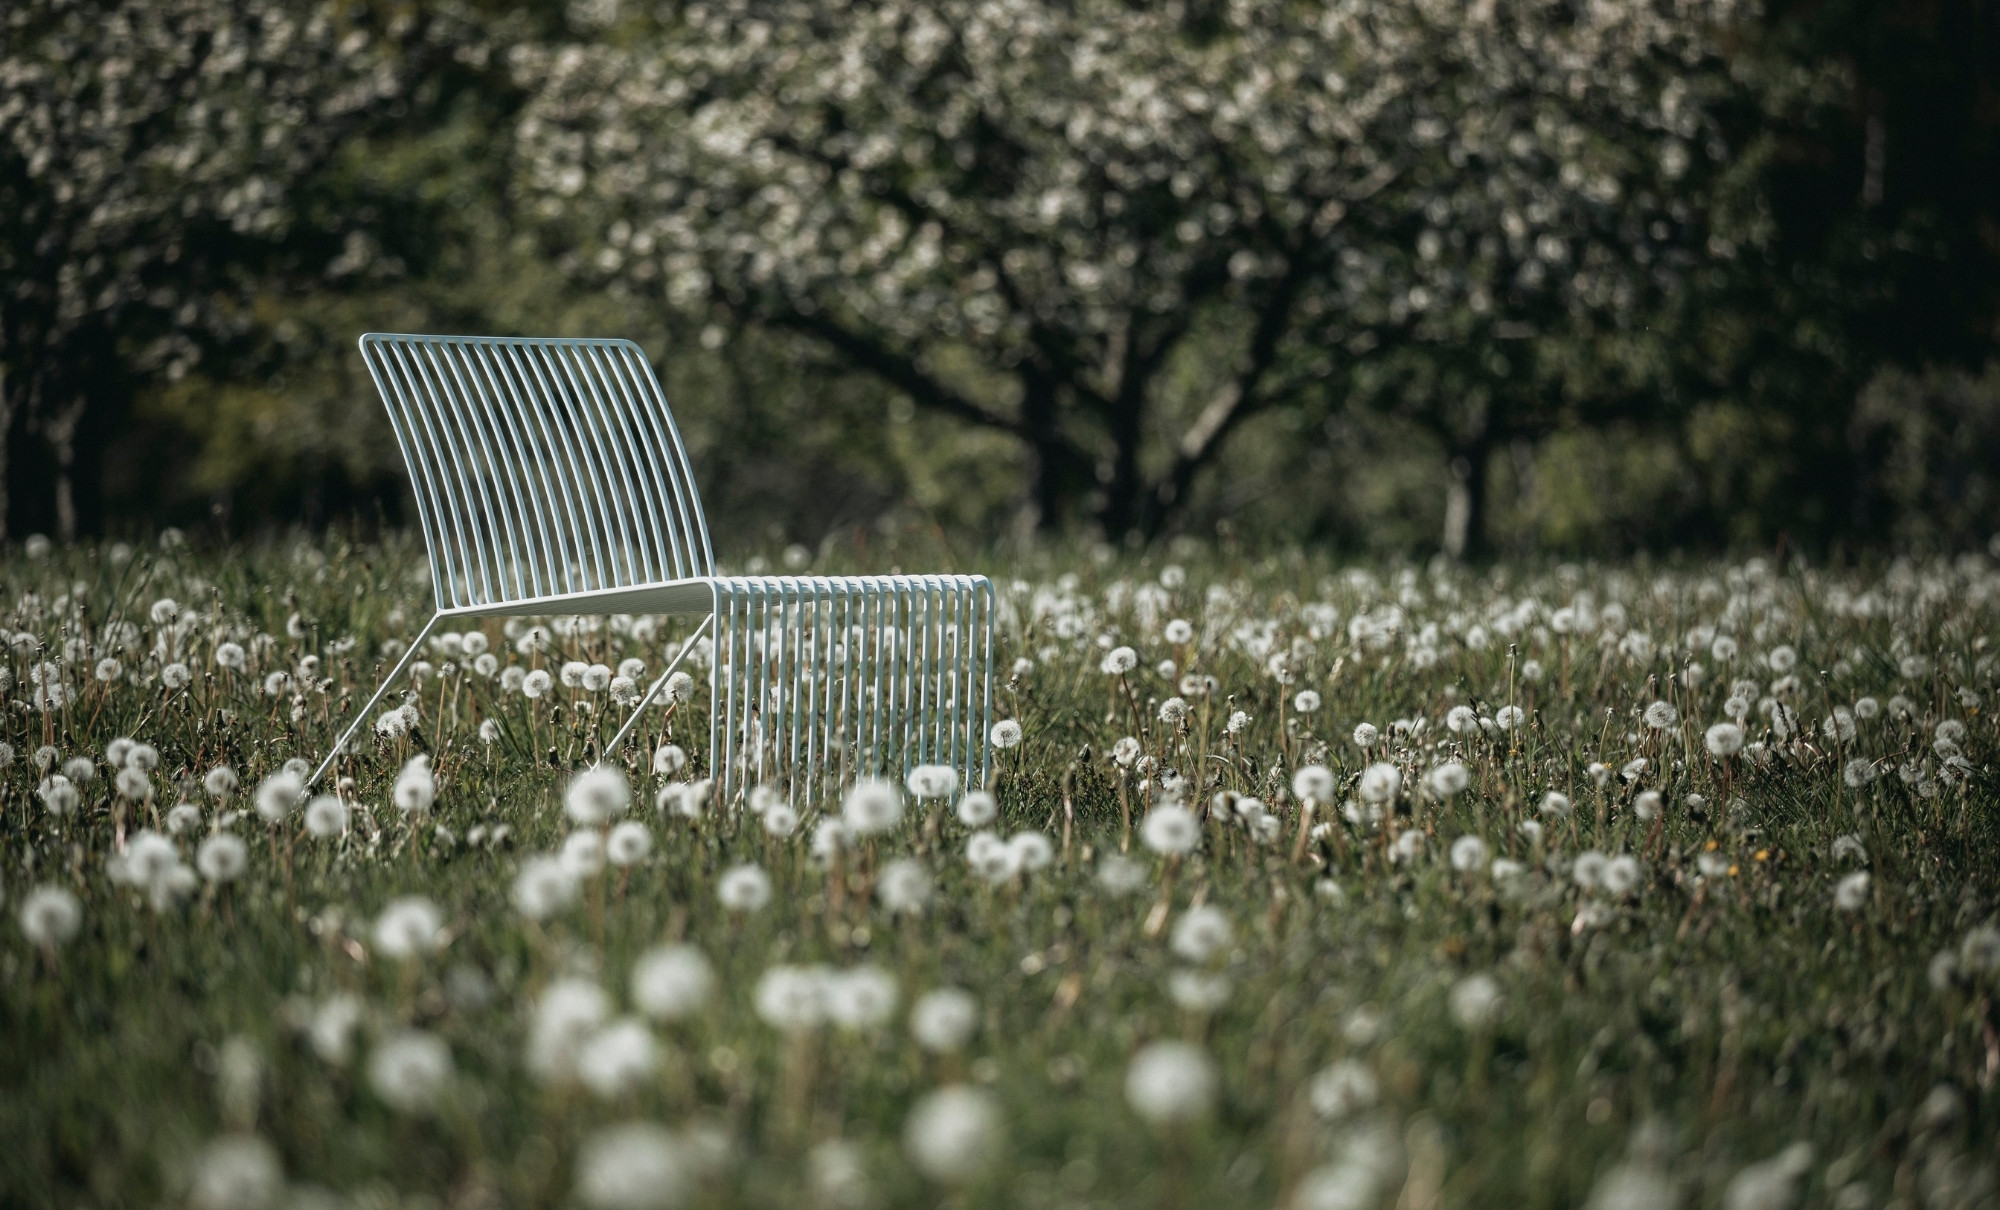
[309,334,992,803]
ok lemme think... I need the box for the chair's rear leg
[604,612,715,764]
[309,613,441,790]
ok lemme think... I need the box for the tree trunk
[45,399,83,543]
[0,363,9,542]
[1442,444,1490,561]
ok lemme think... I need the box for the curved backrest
[360,334,714,612]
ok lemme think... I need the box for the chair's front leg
[604,611,716,764]
[309,613,441,791]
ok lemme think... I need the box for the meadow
[2,532,1996,1210]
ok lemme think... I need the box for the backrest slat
[558,343,648,587]
[444,342,539,602]
[361,333,714,612]
[584,343,672,583]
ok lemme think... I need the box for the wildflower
[1168,970,1232,1011]
[906,764,958,799]
[529,978,611,1081]
[215,642,248,672]
[810,818,847,864]
[1125,1041,1217,1124]
[566,765,631,825]
[1705,722,1745,757]
[1164,618,1194,643]
[1492,857,1528,881]
[308,994,365,1064]
[1495,705,1526,729]
[1834,872,1871,911]
[303,796,348,838]
[1358,763,1401,805]
[562,830,607,877]
[1307,1060,1379,1120]
[1226,710,1251,734]
[632,945,715,1020]
[1098,854,1149,895]
[368,1031,452,1114]
[581,663,613,692]
[392,756,435,815]
[827,966,899,1030]
[1112,736,1142,766]
[1100,646,1138,675]
[166,802,204,834]
[205,766,239,799]
[1541,791,1572,819]
[1643,701,1678,729]
[1959,926,2000,974]
[1170,906,1232,963]
[842,777,904,834]
[1294,689,1322,714]
[910,988,980,1053]
[904,1086,1002,1183]
[990,719,1023,749]
[763,804,799,837]
[1292,765,1336,802]
[1448,973,1502,1029]
[1427,762,1470,799]
[18,885,83,949]
[878,859,932,914]
[955,790,997,826]
[719,864,772,912]
[373,897,444,960]
[641,747,681,782]
[513,855,579,920]
[1604,855,1642,896]
[1853,696,1880,720]
[577,1019,659,1098]
[522,669,553,698]
[755,966,829,1032]
[1450,835,1489,871]
[37,775,78,817]
[1351,722,1380,748]
[575,1122,689,1210]
[1141,805,1199,855]
[1518,661,1544,684]
[1842,758,1877,788]
[1391,830,1425,864]
[606,821,652,866]
[1446,705,1478,733]
[162,662,193,689]
[197,834,249,882]
[966,831,1019,883]
[1721,1143,1814,1210]
[189,1136,283,1210]
[1158,696,1189,725]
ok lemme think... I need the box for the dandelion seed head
[197,834,249,882]
[718,863,772,912]
[575,1122,690,1210]
[1141,804,1199,855]
[904,1085,1002,1183]
[367,1031,452,1114]
[1125,1041,1217,1124]
[632,945,715,1020]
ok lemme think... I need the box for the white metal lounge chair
[309,333,993,803]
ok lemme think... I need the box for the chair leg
[308,614,440,790]
[604,612,715,764]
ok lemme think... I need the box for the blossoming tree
[516,0,1740,547]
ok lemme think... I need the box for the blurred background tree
[3,0,1995,556]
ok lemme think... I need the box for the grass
[2,532,1995,1209]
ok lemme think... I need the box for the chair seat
[436,574,987,621]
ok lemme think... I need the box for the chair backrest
[360,334,714,612]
